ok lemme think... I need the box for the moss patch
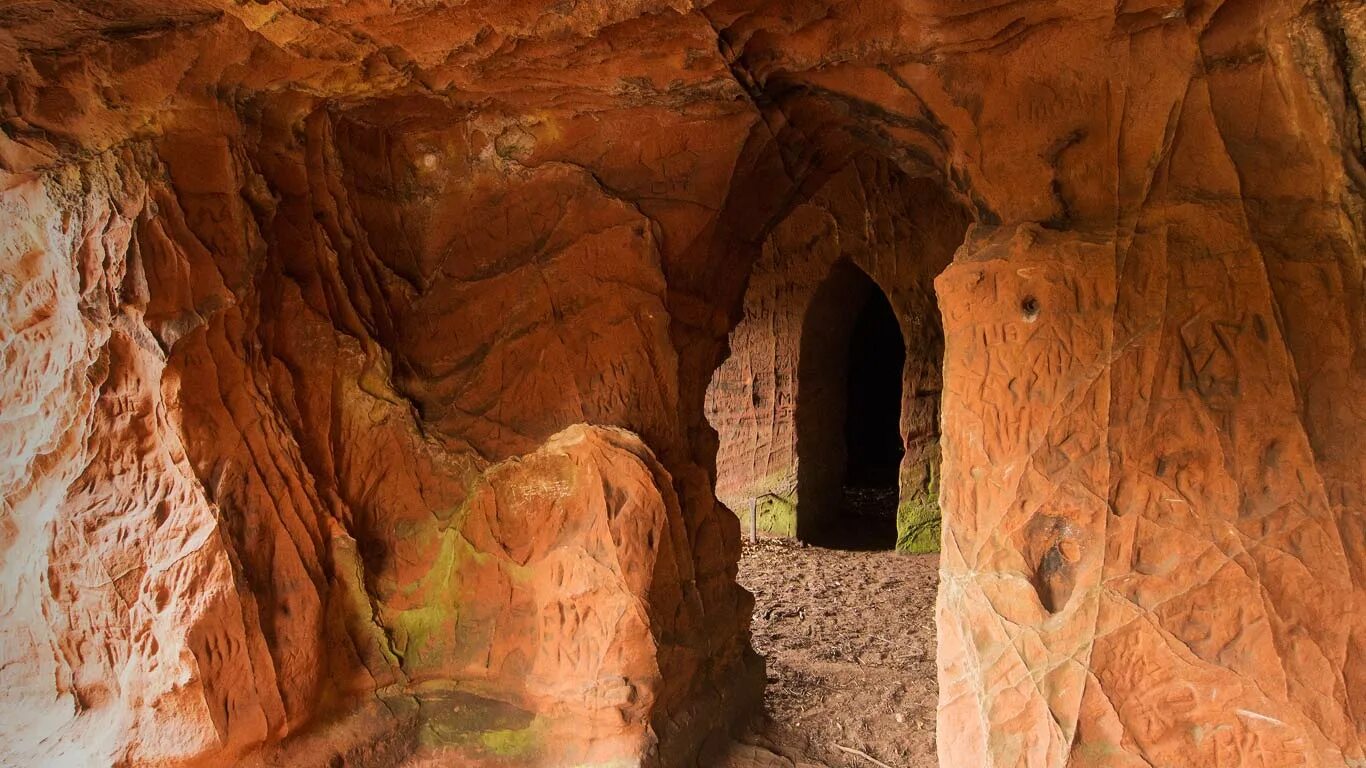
[731,492,798,538]
[896,462,941,553]
[389,526,471,669]
[480,727,538,758]
[416,688,542,758]
[896,495,941,553]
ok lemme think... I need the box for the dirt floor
[721,539,940,768]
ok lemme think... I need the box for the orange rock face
[2,1,1364,767]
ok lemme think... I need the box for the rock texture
[0,106,760,767]
[936,221,1365,767]
[1,1,1365,767]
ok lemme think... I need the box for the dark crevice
[796,261,903,551]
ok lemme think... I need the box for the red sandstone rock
[1,1,1363,767]
[937,224,1364,767]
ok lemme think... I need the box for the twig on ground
[831,743,896,768]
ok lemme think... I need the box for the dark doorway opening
[796,260,904,550]
[838,288,905,549]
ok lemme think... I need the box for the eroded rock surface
[1,1,1364,767]
[0,123,758,767]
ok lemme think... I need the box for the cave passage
[702,162,965,765]
[836,288,906,550]
[794,261,907,550]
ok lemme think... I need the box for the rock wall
[1,1,1364,767]
[0,104,763,766]
[704,157,970,549]
[920,3,1366,765]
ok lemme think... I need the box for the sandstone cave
[2,3,1365,768]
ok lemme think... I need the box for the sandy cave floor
[720,539,940,768]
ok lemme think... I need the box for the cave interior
[1,1,1365,767]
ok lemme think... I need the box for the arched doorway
[841,282,907,548]
[702,158,969,767]
[796,260,904,550]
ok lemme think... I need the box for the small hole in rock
[1021,295,1040,322]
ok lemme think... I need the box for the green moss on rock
[756,493,798,537]
[896,463,941,553]
[896,496,941,553]
[390,527,470,668]
[480,726,539,758]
